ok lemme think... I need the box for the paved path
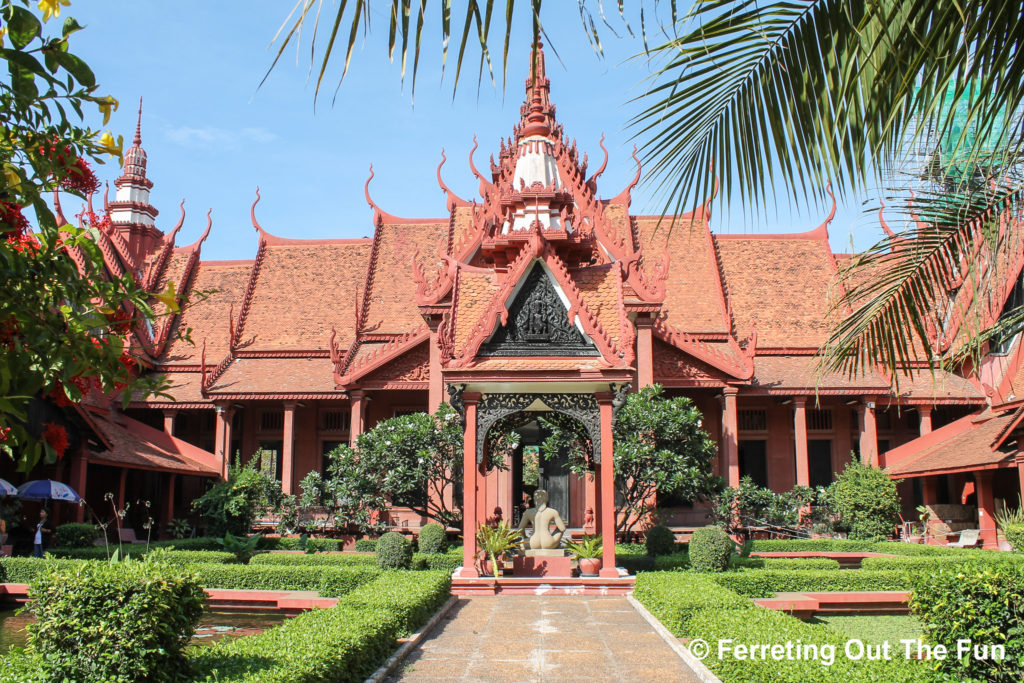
[389,596,703,682]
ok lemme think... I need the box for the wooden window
[738,409,767,431]
[260,411,284,432]
[321,410,350,432]
[807,409,833,431]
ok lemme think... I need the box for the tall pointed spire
[108,96,161,267]
[518,41,556,140]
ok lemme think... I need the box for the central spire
[518,41,555,139]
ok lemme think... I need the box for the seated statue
[516,489,566,550]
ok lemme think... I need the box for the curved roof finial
[250,187,269,239]
[436,149,467,209]
[199,208,213,244]
[878,198,897,238]
[611,146,642,204]
[167,199,186,242]
[813,181,836,236]
[701,160,720,219]
[53,190,68,226]
[586,134,609,190]
[102,181,110,212]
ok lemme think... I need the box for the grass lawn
[811,614,922,645]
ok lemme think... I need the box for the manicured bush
[260,536,346,552]
[861,553,1024,572]
[189,563,381,596]
[762,557,841,571]
[417,523,446,554]
[689,525,734,572]
[748,538,965,556]
[354,538,377,552]
[188,570,451,682]
[27,558,206,682]
[910,562,1024,682]
[48,546,235,564]
[645,524,676,556]
[412,547,464,572]
[712,568,911,597]
[251,553,378,567]
[376,531,413,570]
[830,460,902,540]
[1004,523,1024,551]
[53,523,97,548]
[634,572,753,637]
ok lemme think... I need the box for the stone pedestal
[513,554,574,577]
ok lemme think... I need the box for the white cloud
[164,125,278,148]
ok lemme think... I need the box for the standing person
[33,509,51,558]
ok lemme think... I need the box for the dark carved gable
[479,262,599,356]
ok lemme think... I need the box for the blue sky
[64,1,887,261]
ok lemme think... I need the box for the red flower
[41,422,69,459]
[107,308,133,334]
[0,201,29,238]
[6,232,40,254]
[0,426,10,442]
[48,383,74,407]
[60,158,100,194]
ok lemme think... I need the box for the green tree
[0,0,179,468]
[191,455,285,537]
[540,384,721,535]
[828,460,902,540]
[271,1,1024,381]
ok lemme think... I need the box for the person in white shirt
[32,509,51,558]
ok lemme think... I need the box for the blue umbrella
[0,478,16,496]
[17,480,81,503]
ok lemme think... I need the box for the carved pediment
[363,344,429,383]
[653,340,727,380]
[479,262,599,357]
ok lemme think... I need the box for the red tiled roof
[151,252,192,319]
[715,235,838,347]
[87,409,219,475]
[453,271,497,351]
[137,371,207,405]
[886,407,1020,477]
[574,264,626,351]
[635,217,730,334]
[241,241,372,350]
[207,357,337,395]
[162,260,253,363]
[894,370,984,402]
[751,355,889,392]
[362,222,448,334]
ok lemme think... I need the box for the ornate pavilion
[30,44,1024,558]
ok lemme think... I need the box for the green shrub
[27,558,205,682]
[259,536,345,552]
[417,523,446,554]
[634,572,753,637]
[645,524,676,556]
[712,568,910,597]
[910,562,1024,682]
[861,553,1024,572]
[1004,523,1024,552]
[53,523,97,549]
[251,553,378,567]
[192,459,286,537]
[188,570,451,682]
[189,563,381,596]
[354,538,377,552]
[376,532,413,570]
[689,525,733,572]
[412,547,463,572]
[829,460,902,540]
[48,547,236,564]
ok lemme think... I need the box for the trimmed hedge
[412,548,464,573]
[748,539,967,556]
[251,553,377,567]
[617,551,691,573]
[417,523,446,554]
[645,524,677,556]
[48,547,235,564]
[861,553,1024,572]
[353,539,377,552]
[1004,523,1024,551]
[689,526,733,572]
[712,569,911,597]
[376,532,412,570]
[53,523,98,549]
[762,558,842,571]
[188,570,451,682]
[634,572,753,637]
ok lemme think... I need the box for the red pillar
[214,405,234,478]
[975,470,998,549]
[635,315,654,388]
[69,445,88,522]
[918,406,933,436]
[162,409,177,436]
[793,397,809,487]
[921,477,939,505]
[349,390,366,448]
[281,402,296,495]
[596,392,618,578]
[460,393,481,577]
[428,326,443,413]
[164,474,176,529]
[721,388,740,487]
[858,401,878,467]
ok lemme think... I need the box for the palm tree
[268,0,1024,382]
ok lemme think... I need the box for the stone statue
[517,489,566,550]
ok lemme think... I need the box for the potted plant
[476,521,521,578]
[566,534,602,576]
[911,505,930,544]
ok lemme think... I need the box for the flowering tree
[0,1,173,468]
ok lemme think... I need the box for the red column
[975,470,998,549]
[281,402,296,495]
[349,390,366,448]
[428,326,443,413]
[596,392,618,578]
[164,474,176,530]
[918,406,933,436]
[721,388,740,487]
[921,477,939,505]
[793,397,809,487]
[460,393,482,577]
[858,401,878,467]
[162,410,177,436]
[215,405,234,478]
[70,444,88,522]
[117,469,127,510]
[635,315,654,388]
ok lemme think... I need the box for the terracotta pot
[908,535,923,544]
[578,557,601,576]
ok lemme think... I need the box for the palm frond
[819,183,1024,386]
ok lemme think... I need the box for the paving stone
[389,596,703,682]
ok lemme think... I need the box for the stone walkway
[389,596,703,682]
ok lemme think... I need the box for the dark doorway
[808,440,833,487]
[508,416,573,527]
[739,440,768,488]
